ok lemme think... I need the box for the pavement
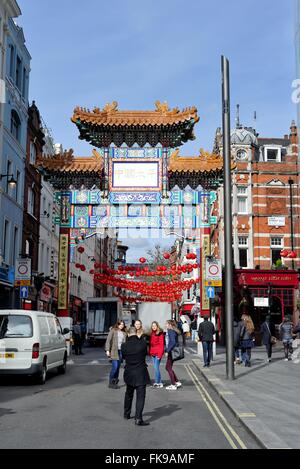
[0,345,259,450]
[193,341,300,450]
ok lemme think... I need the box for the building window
[271,237,283,266]
[238,236,248,268]
[237,186,248,214]
[16,56,22,90]
[22,68,26,97]
[30,142,37,165]
[264,147,281,163]
[10,110,21,142]
[28,188,35,216]
[16,170,20,203]
[9,45,15,79]
[13,227,18,264]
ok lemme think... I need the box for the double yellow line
[185,364,247,450]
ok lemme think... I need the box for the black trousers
[124,384,146,420]
[265,343,272,359]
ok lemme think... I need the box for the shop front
[234,269,299,331]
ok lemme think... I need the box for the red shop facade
[234,269,299,328]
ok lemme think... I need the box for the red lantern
[280,250,289,258]
[163,252,170,260]
[89,269,95,275]
[75,263,81,269]
[289,251,297,259]
[139,257,146,264]
[80,265,86,272]
[77,246,85,254]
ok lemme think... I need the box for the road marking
[237,413,256,418]
[185,364,247,450]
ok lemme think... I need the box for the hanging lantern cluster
[280,250,297,259]
[93,262,199,278]
[186,253,197,260]
[75,263,86,272]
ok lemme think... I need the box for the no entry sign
[15,259,31,286]
[205,258,222,286]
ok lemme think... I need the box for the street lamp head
[8,176,17,188]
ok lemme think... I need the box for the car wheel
[36,361,47,385]
[58,354,67,375]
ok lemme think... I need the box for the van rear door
[0,314,33,370]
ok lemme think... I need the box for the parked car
[0,310,69,384]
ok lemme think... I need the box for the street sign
[254,297,269,307]
[15,280,31,287]
[15,258,31,285]
[205,280,222,287]
[206,286,215,299]
[20,286,28,299]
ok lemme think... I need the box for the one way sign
[206,286,215,299]
[20,286,28,299]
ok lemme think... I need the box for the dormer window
[264,146,281,162]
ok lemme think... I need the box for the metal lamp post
[222,56,235,380]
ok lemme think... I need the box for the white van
[0,310,69,384]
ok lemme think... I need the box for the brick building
[22,101,45,271]
[211,120,300,327]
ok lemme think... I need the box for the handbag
[171,345,184,361]
[266,323,277,345]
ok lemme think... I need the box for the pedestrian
[165,320,182,390]
[198,317,215,368]
[190,315,198,342]
[73,320,83,356]
[121,326,151,426]
[240,313,255,367]
[180,314,191,339]
[280,316,294,361]
[105,320,127,388]
[134,320,147,341]
[233,317,242,364]
[260,315,276,362]
[149,321,165,388]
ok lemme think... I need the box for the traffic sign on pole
[20,286,28,299]
[206,286,215,299]
[205,258,222,285]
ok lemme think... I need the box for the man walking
[198,317,215,367]
[121,327,150,426]
[73,320,83,356]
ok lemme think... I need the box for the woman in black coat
[260,315,276,362]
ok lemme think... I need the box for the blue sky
[16,0,297,261]
[17,0,296,156]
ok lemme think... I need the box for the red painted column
[57,228,70,317]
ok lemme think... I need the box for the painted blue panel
[109,192,161,204]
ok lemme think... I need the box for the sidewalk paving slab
[192,344,300,450]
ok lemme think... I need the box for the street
[0,344,259,449]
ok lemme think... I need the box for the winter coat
[121,336,150,387]
[233,321,242,347]
[198,320,215,342]
[165,329,179,353]
[149,331,165,359]
[260,321,276,346]
[280,322,294,343]
[105,328,127,360]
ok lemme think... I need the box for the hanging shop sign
[58,234,69,309]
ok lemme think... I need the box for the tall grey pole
[221,56,234,380]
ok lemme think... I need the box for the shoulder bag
[266,323,277,345]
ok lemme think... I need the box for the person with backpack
[149,321,165,388]
[260,315,276,363]
[165,320,183,391]
[198,317,215,367]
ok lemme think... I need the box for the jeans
[152,356,162,384]
[202,341,213,365]
[109,350,122,381]
[234,347,241,360]
[166,354,178,385]
[191,330,198,342]
[241,348,252,365]
[283,341,293,359]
